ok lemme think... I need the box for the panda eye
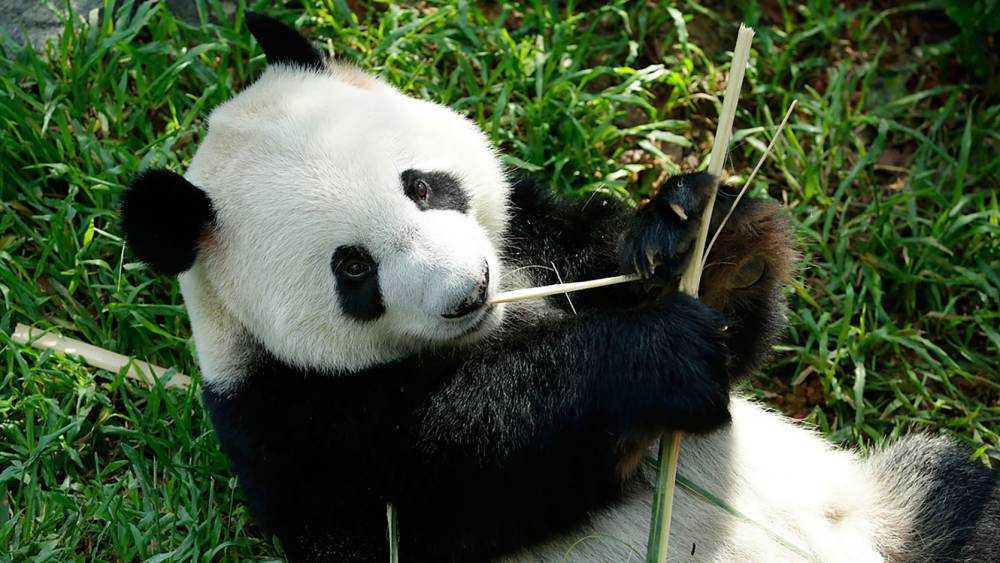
[401,169,468,213]
[331,245,383,320]
[332,247,376,282]
[341,258,372,280]
[413,178,430,201]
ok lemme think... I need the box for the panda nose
[441,263,490,319]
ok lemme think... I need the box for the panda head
[122,13,510,377]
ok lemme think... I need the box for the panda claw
[669,202,688,221]
[644,247,661,275]
[655,172,716,223]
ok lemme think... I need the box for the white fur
[506,398,906,562]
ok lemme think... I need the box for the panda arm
[507,177,797,379]
[403,292,729,558]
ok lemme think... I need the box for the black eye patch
[331,246,384,321]
[401,169,469,213]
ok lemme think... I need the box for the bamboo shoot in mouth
[489,273,642,304]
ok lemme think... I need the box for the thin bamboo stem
[11,323,191,389]
[488,273,642,305]
[648,25,755,563]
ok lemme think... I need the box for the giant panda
[120,13,998,562]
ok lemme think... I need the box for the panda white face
[180,64,511,376]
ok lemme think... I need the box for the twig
[11,323,191,389]
[701,99,797,269]
[648,24,755,563]
[550,262,578,315]
[489,273,642,305]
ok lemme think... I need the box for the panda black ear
[245,12,324,70]
[121,169,215,276]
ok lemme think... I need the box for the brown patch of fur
[614,429,662,481]
[825,505,847,524]
[699,195,798,314]
[198,228,216,250]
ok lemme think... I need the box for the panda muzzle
[441,263,490,319]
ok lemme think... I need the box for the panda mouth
[454,304,496,337]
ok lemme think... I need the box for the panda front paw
[634,292,733,433]
[619,172,717,283]
[669,292,732,432]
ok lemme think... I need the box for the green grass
[1,0,997,559]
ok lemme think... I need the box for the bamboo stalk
[645,431,682,558]
[489,273,642,305]
[702,99,797,268]
[11,323,191,389]
[648,25,755,563]
[677,25,755,296]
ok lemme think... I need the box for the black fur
[401,169,469,213]
[246,12,324,70]
[331,245,385,321]
[504,177,634,311]
[620,171,716,282]
[504,172,717,307]
[204,290,730,562]
[884,437,1000,561]
[120,169,215,275]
